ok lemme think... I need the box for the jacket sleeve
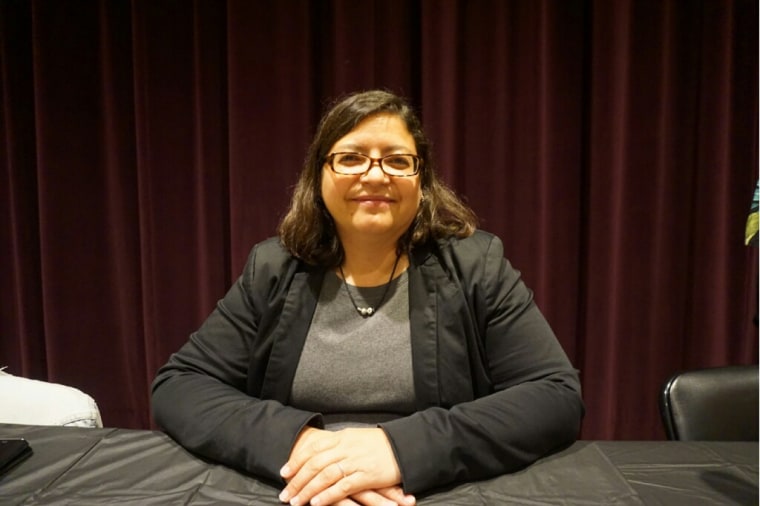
[151,242,321,482]
[380,233,584,493]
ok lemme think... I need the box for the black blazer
[151,230,583,493]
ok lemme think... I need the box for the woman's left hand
[333,486,416,506]
[278,427,407,506]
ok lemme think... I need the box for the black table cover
[0,424,756,505]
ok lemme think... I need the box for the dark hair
[278,89,477,266]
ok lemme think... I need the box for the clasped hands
[279,426,416,506]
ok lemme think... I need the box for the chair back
[659,364,759,441]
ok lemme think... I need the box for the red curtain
[1,0,756,440]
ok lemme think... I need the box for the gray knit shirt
[290,270,415,429]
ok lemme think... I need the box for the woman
[152,90,583,506]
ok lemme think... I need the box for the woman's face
[321,113,422,247]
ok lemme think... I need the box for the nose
[361,159,388,180]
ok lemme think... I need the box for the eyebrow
[333,143,415,154]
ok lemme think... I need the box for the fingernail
[279,464,291,477]
[278,490,290,503]
[290,498,301,506]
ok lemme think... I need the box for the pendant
[357,307,374,316]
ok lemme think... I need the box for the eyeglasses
[325,152,421,177]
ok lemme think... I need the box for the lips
[352,195,394,203]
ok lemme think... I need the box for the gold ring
[336,462,346,479]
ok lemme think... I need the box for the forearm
[380,373,583,493]
[152,371,321,481]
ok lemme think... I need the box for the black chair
[659,364,759,441]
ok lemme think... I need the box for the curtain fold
[130,1,233,425]
[227,0,317,275]
[28,1,147,426]
[1,0,756,440]
[1,1,45,377]
[420,0,586,360]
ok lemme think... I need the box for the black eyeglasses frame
[324,152,422,177]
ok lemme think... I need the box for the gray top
[290,270,415,429]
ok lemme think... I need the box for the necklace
[339,254,402,317]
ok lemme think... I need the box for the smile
[353,196,394,204]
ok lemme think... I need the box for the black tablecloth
[0,424,756,505]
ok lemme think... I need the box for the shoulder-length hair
[278,89,477,267]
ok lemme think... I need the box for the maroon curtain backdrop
[1,0,757,440]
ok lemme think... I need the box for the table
[0,424,756,505]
